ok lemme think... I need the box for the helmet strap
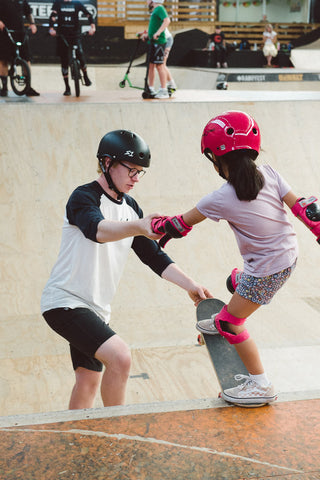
[204,150,226,180]
[99,157,123,200]
[216,159,227,180]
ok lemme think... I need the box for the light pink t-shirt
[196,164,298,276]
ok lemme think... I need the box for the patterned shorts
[236,261,296,305]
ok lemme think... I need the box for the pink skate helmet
[201,111,261,159]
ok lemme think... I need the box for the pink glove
[291,196,320,243]
[151,215,193,248]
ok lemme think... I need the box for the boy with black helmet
[41,129,211,410]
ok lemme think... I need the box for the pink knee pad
[215,305,250,345]
[231,268,243,290]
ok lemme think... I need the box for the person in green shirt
[141,0,171,98]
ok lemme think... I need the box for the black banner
[29,1,97,26]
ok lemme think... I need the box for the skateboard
[196,298,266,407]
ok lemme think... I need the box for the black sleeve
[79,2,94,24]
[49,1,59,27]
[66,185,104,242]
[124,193,174,276]
[131,235,174,277]
[23,1,32,17]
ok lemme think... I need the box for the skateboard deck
[196,298,248,391]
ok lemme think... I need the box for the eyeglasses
[119,161,146,178]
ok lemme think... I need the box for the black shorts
[43,307,116,372]
[150,43,165,64]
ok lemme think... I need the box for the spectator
[205,26,228,68]
[262,23,278,67]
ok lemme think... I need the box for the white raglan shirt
[41,181,173,322]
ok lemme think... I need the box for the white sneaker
[221,374,277,405]
[196,315,219,335]
[148,86,156,95]
[154,88,169,99]
[216,62,221,68]
[222,62,228,68]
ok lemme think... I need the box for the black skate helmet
[97,130,150,199]
[97,130,151,167]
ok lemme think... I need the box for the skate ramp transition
[290,38,320,69]
[1,66,320,420]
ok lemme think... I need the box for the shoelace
[234,374,254,389]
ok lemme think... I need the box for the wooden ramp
[1,66,320,420]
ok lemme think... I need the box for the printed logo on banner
[29,1,97,24]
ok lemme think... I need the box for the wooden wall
[96,1,319,43]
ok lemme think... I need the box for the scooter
[119,38,145,90]
[142,41,156,99]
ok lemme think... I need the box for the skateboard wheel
[197,333,205,346]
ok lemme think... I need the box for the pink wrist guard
[151,215,192,248]
[291,197,320,243]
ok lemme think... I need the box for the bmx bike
[59,33,88,97]
[5,28,31,96]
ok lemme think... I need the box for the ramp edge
[1,389,320,428]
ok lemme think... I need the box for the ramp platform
[1,395,320,479]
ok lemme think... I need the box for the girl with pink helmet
[152,110,320,406]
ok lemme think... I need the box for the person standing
[49,0,95,96]
[262,23,278,67]
[41,129,211,409]
[0,0,40,97]
[140,0,171,99]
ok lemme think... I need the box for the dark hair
[218,149,264,201]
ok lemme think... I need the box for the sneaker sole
[220,391,277,406]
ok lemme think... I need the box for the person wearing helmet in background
[49,0,96,96]
[41,129,211,410]
[140,0,171,99]
[152,110,314,406]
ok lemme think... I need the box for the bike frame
[5,28,31,96]
[59,33,87,97]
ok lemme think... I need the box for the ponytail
[219,149,264,201]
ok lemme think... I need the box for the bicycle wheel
[10,58,31,96]
[71,59,80,97]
